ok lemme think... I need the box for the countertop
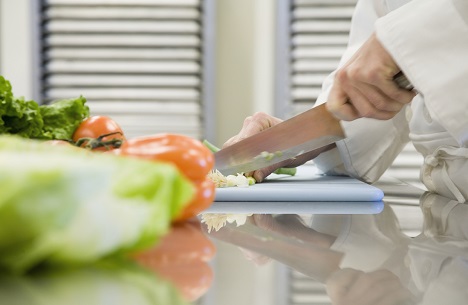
[2,168,468,305]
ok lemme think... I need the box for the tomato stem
[74,131,124,150]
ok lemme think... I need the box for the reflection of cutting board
[207,164,384,214]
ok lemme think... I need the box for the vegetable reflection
[0,260,189,305]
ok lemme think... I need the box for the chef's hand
[326,268,417,305]
[326,33,416,121]
[223,112,335,182]
[239,214,336,265]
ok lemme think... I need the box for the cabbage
[0,135,195,273]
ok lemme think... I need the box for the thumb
[326,83,358,121]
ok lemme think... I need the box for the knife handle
[393,71,414,91]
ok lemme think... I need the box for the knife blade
[214,72,413,176]
[214,103,344,175]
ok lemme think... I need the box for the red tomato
[119,134,214,181]
[73,116,126,151]
[174,178,215,222]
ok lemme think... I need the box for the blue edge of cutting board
[206,164,385,215]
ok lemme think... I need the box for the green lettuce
[40,96,89,140]
[0,135,195,274]
[0,76,89,140]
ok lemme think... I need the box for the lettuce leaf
[39,96,89,140]
[0,135,195,274]
[0,76,89,140]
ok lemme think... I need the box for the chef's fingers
[342,269,400,303]
[356,82,407,113]
[326,79,360,121]
[252,214,336,248]
[238,247,272,265]
[222,112,283,149]
[328,269,416,305]
[326,268,364,302]
[370,74,416,105]
[328,78,398,120]
[251,215,305,236]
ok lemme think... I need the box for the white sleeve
[375,0,468,146]
[313,0,410,183]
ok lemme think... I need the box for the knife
[214,72,413,175]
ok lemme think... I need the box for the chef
[224,0,468,203]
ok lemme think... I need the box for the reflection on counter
[132,219,216,302]
[204,192,468,305]
[0,219,215,305]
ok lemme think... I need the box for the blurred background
[0,1,423,304]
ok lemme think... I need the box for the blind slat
[293,35,350,46]
[293,7,355,19]
[45,48,200,60]
[47,0,200,6]
[293,20,352,32]
[45,20,200,33]
[45,34,200,47]
[45,7,200,20]
[46,88,199,100]
[46,75,200,87]
[45,60,200,74]
[294,0,357,5]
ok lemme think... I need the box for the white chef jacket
[313,0,468,203]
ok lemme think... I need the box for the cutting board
[215,164,384,202]
[207,164,384,214]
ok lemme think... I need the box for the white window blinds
[40,0,213,140]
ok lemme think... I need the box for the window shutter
[40,0,212,140]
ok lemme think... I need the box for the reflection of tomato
[73,116,125,151]
[150,260,213,302]
[133,220,216,264]
[175,178,215,222]
[119,134,214,181]
[133,219,216,301]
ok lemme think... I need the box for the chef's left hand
[223,112,335,182]
[326,33,416,121]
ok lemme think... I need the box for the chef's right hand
[223,112,335,182]
[326,268,417,305]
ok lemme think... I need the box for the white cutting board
[207,164,385,214]
[214,164,384,202]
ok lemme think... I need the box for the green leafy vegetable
[202,139,221,153]
[40,96,89,140]
[0,76,89,140]
[0,135,195,274]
